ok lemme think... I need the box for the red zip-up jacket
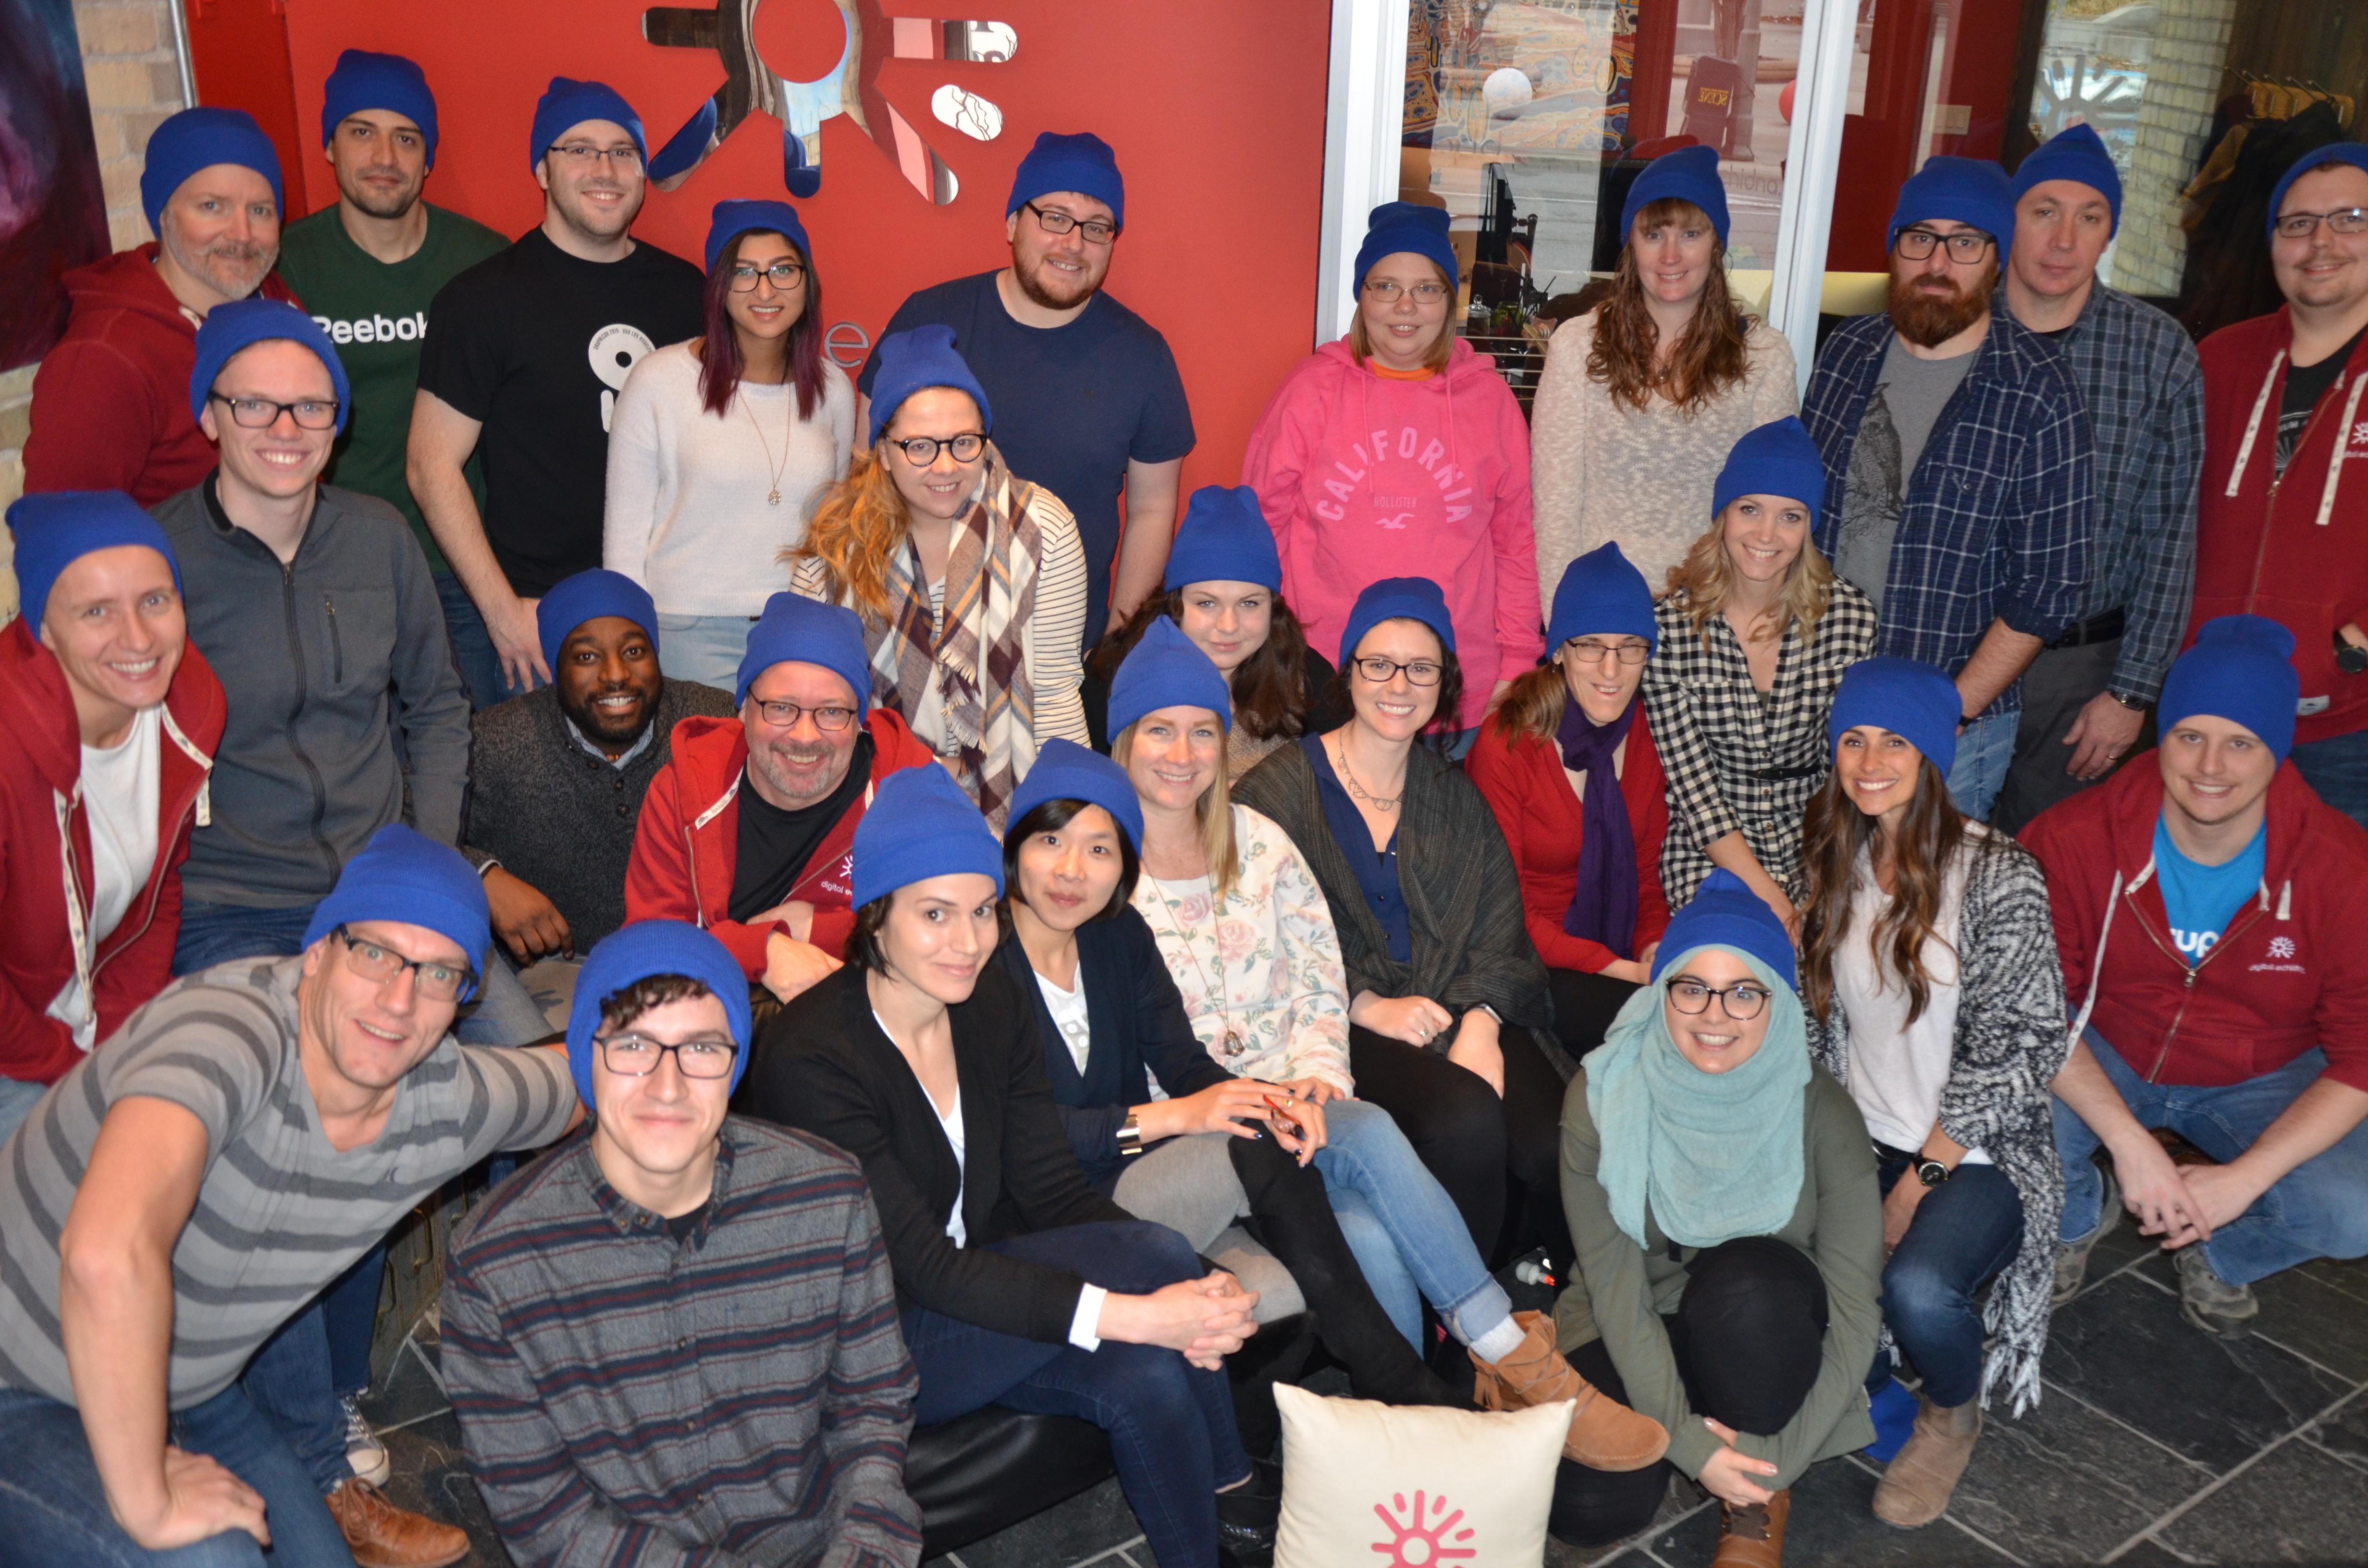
[2193,307,2368,746]
[624,710,934,979]
[2020,754,2368,1093]
[0,618,224,1085]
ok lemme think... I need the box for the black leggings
[1548,968,1641,1065]
[1549,1237,1829,1547]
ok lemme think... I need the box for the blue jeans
[654,612,758,694]
[1314,1099,1515,1352]
[902,1221,1251,1568]
[2291,726,2368,835]
[1946,710,2019,823]
[2053,1032,2368,1285]
[436,570,526,711]
[0,1383,355,1566]
[1873,1158,2024,1408]
[0,1073,48,1150]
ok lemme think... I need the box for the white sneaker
[340,1393,392,1487]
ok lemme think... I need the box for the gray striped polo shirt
[0,956,576,1410]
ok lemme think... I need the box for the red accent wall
[186,0,310,222]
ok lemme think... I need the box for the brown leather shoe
[325,1478,469,1568]
[1713,1488,1790,1568]
[1469,1310,1669,1471]
[1872,1395,1982,1527]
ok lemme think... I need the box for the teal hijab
[1582,943,1811,1251]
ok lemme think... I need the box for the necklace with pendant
[1332,735,1403,812]
[743,386,792,506]
[1151,874,1246,1058]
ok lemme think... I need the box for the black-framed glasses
[728,260,807,292]
[750,698,857,731]
[545,142,643,169]
[597,1034,741,1079]
[1361,278,1451,304]
[1665,978,1770,1020]
[208,392,340,431]
[332,926,474,1002]
[1893,227,1995,263]
[1564,637,1650,666]
[1353,655,1443,686]
[1024,200,1116,245]
[886,432,986,466]
[2273,207,2368,240]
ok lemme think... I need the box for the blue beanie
[1008,131,1125,232]
[736,591,873,714]
[1713,416,1827,528]
[852,763,1004,910]
[867,324,993,447]
[1547,542,1656,656]
[567,919,753,1107]
[705,198,813,273]
[1007,737,1146,852]
[1652,868,1797,989]
[1165,485,1282,593]
[2266,144,2368,242]
[2012,123,2121,235]
[537,569,657,675]
[6,490,183,629]
[301,824,491,999]
[1110,615,1232,738]
[1827,656,1961,779]
[1353,201,1459,296]
[188,298,351,436]
[530,77,645,173]
[1339,576,1456,669]
[140,107,283,238]
[1888,154,2016,258]
[2159,615,2300,764]
[1620,143,1730,246]
[321,50,439,168]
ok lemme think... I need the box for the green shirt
[274,202,510,570]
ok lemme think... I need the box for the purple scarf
[1557,694,1640,958]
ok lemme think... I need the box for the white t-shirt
[1835,833,1989,1165]
[1034,962,1094,1077]
[46,708,163,1051]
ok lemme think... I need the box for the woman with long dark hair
[1794,658,2068,1531]
[605,200,853,689]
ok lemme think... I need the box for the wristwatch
[2336,630,2368,675]
[2108,689,2147,711]
[1114,1113,1145,1158]
[1914,1158,1952,1188]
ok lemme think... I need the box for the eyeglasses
[208,392,340,431]
[728,260,807,292]
[1024,201,1116,245]
[2273,207,2368,240]
[886,432,986,466]
[1564,637,1651,666]
[1893,227,1995,263]
[1665,978,1770,1020]
[332,926,474,1002]
[751,699,858,731]
[597,1034,741,1079]
[1362,279,1452,304]
[1353,656,1443,686]
[546,143,643,169]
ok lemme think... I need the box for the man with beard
[24,109,303,505]
[460,569,734,972]
[1802,155,2093,822]
[409,77,703,708]
[275,51,509,707]
[855,132,1194,643]
[626,592,933,1003]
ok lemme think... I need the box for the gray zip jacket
[152,477,470,907]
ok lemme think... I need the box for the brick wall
[2113,0,2239,298]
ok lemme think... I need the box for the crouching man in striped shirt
[441,919,922,1567]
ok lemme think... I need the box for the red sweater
[624,710,934,979]
[1466,702,1671,973]
[2021,755,2368,1093]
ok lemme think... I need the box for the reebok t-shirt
[2153,815,2266,966]
[417,228,704,596]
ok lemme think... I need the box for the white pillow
[1273,1384,1571,1568]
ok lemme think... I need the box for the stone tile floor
[369,1230,2368,1567]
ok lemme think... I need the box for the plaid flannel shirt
[1803,309,2094,718]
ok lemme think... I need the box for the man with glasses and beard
[24,108,303,505]
[409,77,703,708]
[855,132,1195,643]
[1802,156,2093,823]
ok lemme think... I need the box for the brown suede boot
[325,1479,470,1568]
[1468,1310,1669,1471]
[1872,1395,1983,1527]
[1713,1488,1790,1568]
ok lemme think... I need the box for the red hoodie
[2192,307,2368,746]
[22,246,303,507]
[0,618,224,1085]
[624,710,934,979]
[2020,753,2368,1093]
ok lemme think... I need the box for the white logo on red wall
[589,324,657,432]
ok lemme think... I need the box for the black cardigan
[990,908,1231,1190]
[741,962,1134,1344]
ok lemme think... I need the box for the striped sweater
[442,1119,923,1568]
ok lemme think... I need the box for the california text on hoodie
[1243,338,1544,730]
[624,709,934,979]
[151,477,471,907]
[0,618,224,1085]
[23,246,302,507]
[2193,308,2368,746]
[2020,755,2368,1093]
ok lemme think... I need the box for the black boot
[1228,1130,1466,1408]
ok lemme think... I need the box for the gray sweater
[153,478,470,906]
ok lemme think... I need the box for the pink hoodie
[1244,338,1543,730]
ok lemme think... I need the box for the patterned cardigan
[1801,827,2070,1416]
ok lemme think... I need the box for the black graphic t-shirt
[417,227,704,596]
[2275,324,2368,479]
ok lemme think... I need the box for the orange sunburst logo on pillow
[1371,1488,1478,1565]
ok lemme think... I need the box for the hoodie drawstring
[53,788,95,1052]
[2071,859,2154,1049]
[2318,371,2368,527]
[2225,353,2284,499]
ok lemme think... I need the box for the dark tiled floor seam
[2098,1379,2368,1562]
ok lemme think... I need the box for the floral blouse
[1130,805,1356,1097]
